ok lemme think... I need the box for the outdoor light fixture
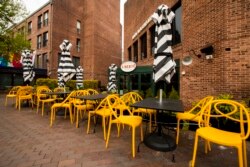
[200,45,214,60]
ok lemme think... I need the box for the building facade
[13,0,121,86]
[124,0,250,107]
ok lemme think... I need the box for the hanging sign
[121,61,136,72]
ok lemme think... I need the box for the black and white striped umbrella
[152,4,176,83]
[76,66,84,89]
[57,40,76,87]
[107,64,117,92]
[21,50,35,83]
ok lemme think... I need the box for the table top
[74,93,108,100]
[130,98,184,112]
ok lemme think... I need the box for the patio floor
[0,94,249,167]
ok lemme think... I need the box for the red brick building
[16,0,121,86]
[124,0,250,107]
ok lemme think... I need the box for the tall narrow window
[140,33,147,60]
[37,35,42,49]
[28,21,32,34]
[150,25,156,56]
[43,11,49,26]
[128,46,132,61]
[76,38,80,52]
[42,53,47,69]
[171,1,182,45]
[133,41,138,62]
[77,20,81,34]
[43,32,48,47]
[38,15,42,29]
[72,56,80,67]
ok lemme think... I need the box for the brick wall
[124,0,250,108]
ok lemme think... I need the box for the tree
[0,0,30,59]
[0,0,27,34]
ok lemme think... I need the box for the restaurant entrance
[116,60,180,97]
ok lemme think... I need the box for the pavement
[0,93,250,167]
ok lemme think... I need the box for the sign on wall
[120,61,136,72]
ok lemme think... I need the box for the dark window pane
[140,33,147,60]
[133,41,138,62]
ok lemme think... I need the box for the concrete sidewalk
[0,94,249,167]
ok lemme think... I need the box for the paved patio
[0,94,249,167]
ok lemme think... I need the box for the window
[72,56,80,67]
[28,21,32,34]
[43,11,49,26]
[77,20,81,34]
[130,74,139,90]
[128,47,132,61]
[150,25,156,56]
[38,15,42,29]
[36,53,47,69]
[43,32,48,47]
[133,41,138,62]
[140,33,147,60]
[76,38,80,52]
[37,35,42,49]
[171,1,182,45]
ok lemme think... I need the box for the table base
[144,133,176,152]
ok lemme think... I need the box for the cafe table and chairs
[130,97,184,160]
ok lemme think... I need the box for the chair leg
[106,122,112,148]
[87,112,92,134]
[243,140,247,167]
[42,102,45,116]
[50,107,54,127]
[237,145,243,167]
[176,119,180,145]
[132,127,136,158]
[191,133,199,167]
[103,116,106,140]
[76,108,79,128]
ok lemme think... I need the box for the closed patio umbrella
[107,64,117,92]
[152,4,176,84]
[21,50,35,85]
[76,66,84,89]
[57,40,76,87]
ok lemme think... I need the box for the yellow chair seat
[116,116,142,127]
[95,108,112,117]
[197,127,242,145]
[176,112,201,122]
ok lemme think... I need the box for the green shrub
[168,86,179,99]
[36,78,99,90]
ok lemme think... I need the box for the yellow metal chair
[5,86,21,106]
[50,91,76,127]
[190,99,250,167]
[73,90,95,128]
[105,95,143,158]
[87,94,117,140]
[176,96,214,145]
[16,86,34,111]
[36,87,56,116]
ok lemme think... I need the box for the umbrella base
[144,133,176,152]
